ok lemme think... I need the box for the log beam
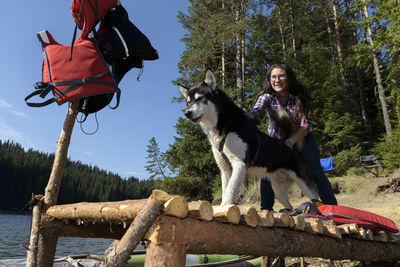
[45,199,147,223]
[41,214,400,262]
[147,215,400,262]
[45,195,187,223]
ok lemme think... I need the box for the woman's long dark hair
[257,63,313,121]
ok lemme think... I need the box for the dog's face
[179,69,218,124]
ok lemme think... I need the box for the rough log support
[27,194,44,267]
[144,242,186,267]
[146,215,400,262]
[38,100,79,267]
[100,190,171,267]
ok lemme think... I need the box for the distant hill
[0,140,156,211]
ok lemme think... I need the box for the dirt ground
[242,169,400,267]
[290,170,400,227]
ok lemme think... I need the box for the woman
[248,63,337,211]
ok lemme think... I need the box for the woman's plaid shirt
[249,92,312,141]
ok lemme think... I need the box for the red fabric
[41,30,116,105]
[71,0,117,38]
[318,205,399,234]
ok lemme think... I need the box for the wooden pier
[37,191,400,266]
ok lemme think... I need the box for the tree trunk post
[37,100,79,267]
[26,194,44,267]
[144,242,186,267]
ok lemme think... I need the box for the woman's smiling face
[270,67,289,95]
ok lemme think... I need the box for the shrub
[372,128,400,172]
[331,145,362,176]
[156,176,214,201]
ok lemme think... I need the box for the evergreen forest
[154,0,400,201]
[0,141,155,211]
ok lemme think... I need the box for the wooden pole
[37,100,79,267]
[26,194,44,267]
[100,190,171,267]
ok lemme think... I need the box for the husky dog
[178,69,319,209]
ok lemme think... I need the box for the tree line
[0,140,155,211]
[147,0,400,201]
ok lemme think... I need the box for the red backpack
[25,30,119,109]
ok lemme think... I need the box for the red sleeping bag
[318,205,399,235]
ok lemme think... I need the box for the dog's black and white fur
[179,69,319,209]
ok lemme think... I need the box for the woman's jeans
[260,133,338,211]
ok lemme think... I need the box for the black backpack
[95,5,159,84]
[77,4,159,122]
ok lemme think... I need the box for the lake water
[0,213,114,260]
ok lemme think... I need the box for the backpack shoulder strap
[25,82,56,107]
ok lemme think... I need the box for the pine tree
[144,137,167,180]
[161,118,219,201]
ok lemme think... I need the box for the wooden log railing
[41,192,400,266]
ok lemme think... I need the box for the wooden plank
[163,195,188,218]
[304,218,323,234]
[213,205,240,224]
[238,206,259,227]
[337,223,359,235]
[273,212,290,227]
[323,224,342,239]
[375,231,388,242]
[188,200,213,221]
[257,210,274,227]
[292,216,305,231]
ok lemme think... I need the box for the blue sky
[0,1,190,180]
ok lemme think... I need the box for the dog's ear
[204,69,217,90]
[178,84,189,99]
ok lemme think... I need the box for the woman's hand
[285,138,295,149]
[245,112,255,118]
